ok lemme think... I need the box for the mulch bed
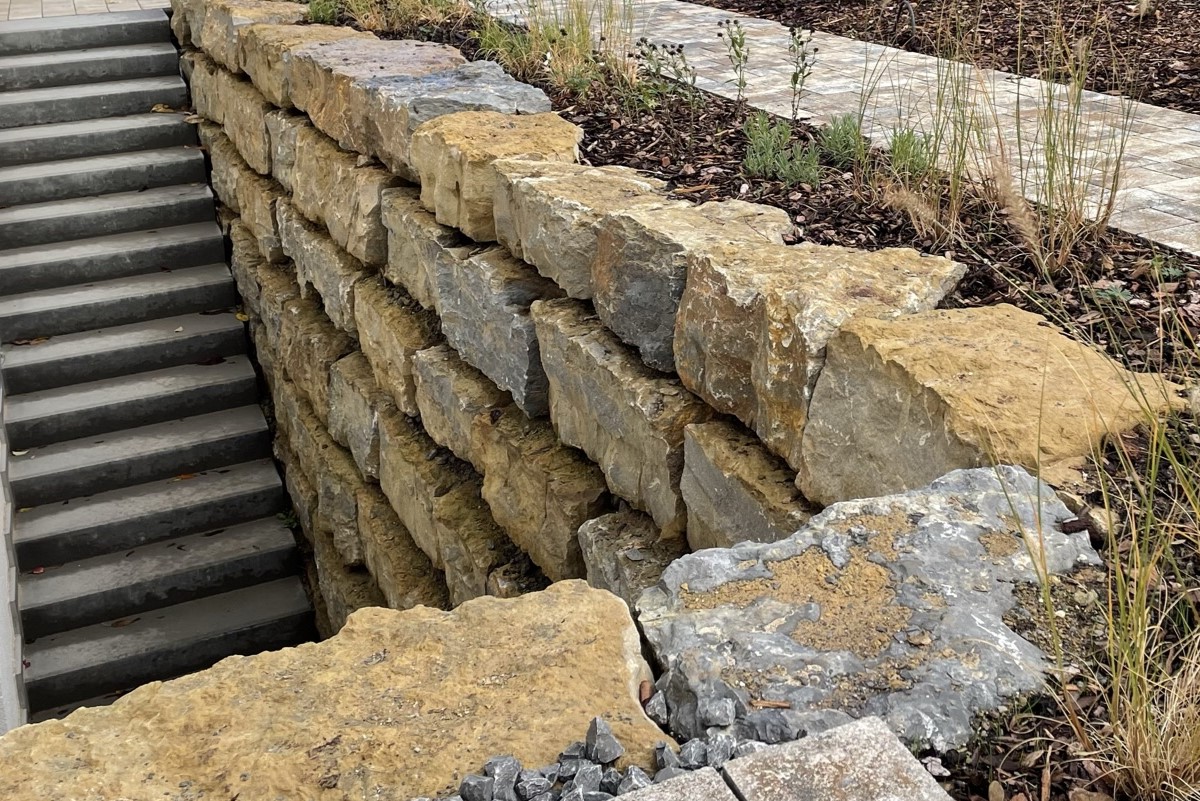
[687,0,1200,114]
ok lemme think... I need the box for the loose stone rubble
[638,466,1100,751]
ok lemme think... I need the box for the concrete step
[0,183,213,249]
[19,518,299,638]
[0,263,235,342]
[0,42,179,91]
[4,354,258,449]
[0,75,188,129]
[0,311,246,394]
[0,11,169,56]
[13,459,284,569]
[8,405,272,507]
[29,689,125,723]
[0,146,206,205]
[0,222,223,295]
[0,114,196,167]
[23,577,313,713]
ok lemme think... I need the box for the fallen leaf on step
[10,337,49,346]
[236,312,250,321]
[174,327,185,333]
[30,567,44,575]
[151,104,177,113]
[172,473,198,481]
[11,450,27,456]
[184,114,202,124]
[109,617,141,628]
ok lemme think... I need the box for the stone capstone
[236,23,377,107]
[277,199,370,334]
[196,0,307,73]
[675,242,965,472]
[798,304,1186,505]
[594,201,794,372]
[436,246,562,418]
[353,279,442,417]
[409,111,583,242]
[680,420,815,552]
[636,466,1100,750]
[0,584,668,799]
[491,159,675,300]
[532,298,714,535]
[329,352,391,480]
[356,485,450,611]
[381,186,471,312]
[577,509,687,609]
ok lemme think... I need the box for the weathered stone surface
[237,22,376,107]
[229,219,263,317]
[676,242,965,472]
[436,246,562,418]
[0,583,666,799]
[185,51,223,124]
[264,108,307,192]
[255,260,300,349]
[680,420,815,552]
[292,124,405,266]
[410,111,583,242]
[363,61,551,180]
[357,484,450,611]
[170,0,204,47]
[799,304,1186,506]
[531,298,713,535]
[275,438,316,543]
[315,433,367,567]
[381,186,470,311]
[621,767,737,801]
[197,0,307,73]
[486,552,550,598]
[377,407,517,606]
[577,509,687,609]
[329,352,390,480]
[493,160,674,299]
[277,199,370,334]
[312,520,385,631]
[277,296,355,425]
[413,344,509,471]
[288,38,464,156]
[353,279,442,417]
[637,466,1100,750]
[204,122,288,263]
[723,717,952,801]
[593,201,794,372]
[214,71,274,174]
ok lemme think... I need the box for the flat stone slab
[723,717,952,801]
[637,466,1100,750]
[621,767,738,801]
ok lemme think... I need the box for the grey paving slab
[621,767,738,801]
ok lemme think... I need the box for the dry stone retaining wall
[177,0,1181,752]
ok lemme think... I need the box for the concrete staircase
[0,10,314,721]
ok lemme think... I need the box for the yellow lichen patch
[680,544,912,659]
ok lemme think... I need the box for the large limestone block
[204,123,288,262]
[287,38,464,156]
[185,50,223,124]
[357,485,450,611]
[198,120,239,209]
[277,199,370,334]
[409,111,583,242]
[329,352,391,480]
[237,23,376,107]
[197,0,307,72]
[364,61,551,180]
[229,219,263,317]
[531,298,714,535]
[681,420,815,552]
[493,159,676,299]
[264,108,307,192]
[577,509,687,609]
[255,260,300,349]
[277,296,355,425]
[213,70,274,174]
[637,466,1100,749]
[315,433,368,567]
[675,242,965,472]
[275,437,317,543]
[381,186,470,311]
[413,345,611,581]
[377,408,517,606]
[312,521,385,631]
[594,201,794,372]
[170,0,204,47]
[353,279,441,417]
[799,304,1186,505]
[0,583,666,800]
[292,124,404,266]
[436,245,562,417]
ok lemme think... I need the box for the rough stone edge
[0,370,28,733]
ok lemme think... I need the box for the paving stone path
[491,0,1200,256]
[1,0,166,21]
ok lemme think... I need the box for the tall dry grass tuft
[340,0,474,35]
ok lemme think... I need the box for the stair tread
[0,10,165,41]
[8,405,269,486]
[0,41,177,71]
[0,145,203,185]
[0,263,231,323]
[0,183,210,229]
[1,311,243,372]
[20,518,296,612]
[0,222,220,274]
[0,75,185,109]
[0,113,194,166]
[22,577,311,684]
[5,354,255,428]
[13,459,282,554]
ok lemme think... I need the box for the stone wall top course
[237,23,377,108]
[197,0,308,74]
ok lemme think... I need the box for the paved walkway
[2,0,166,20]
[494,0,1200,257]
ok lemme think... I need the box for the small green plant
[716,18,749,105]
[818,113,867,172]
[786,26,817,123]
[307,0,339,24]
[630,39,699,110]
[886,126,932,181]
[742,111,821,186]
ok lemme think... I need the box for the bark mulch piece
[687,0,1200,114]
